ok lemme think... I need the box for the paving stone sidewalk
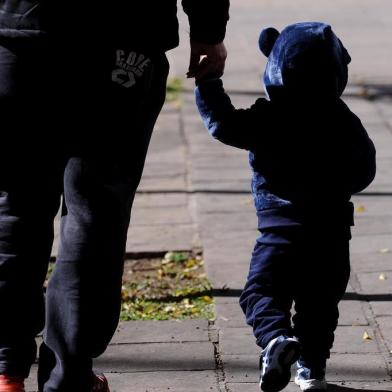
[27,1,392,391]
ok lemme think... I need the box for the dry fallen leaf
[355,205,366,213]
[363,331,372,340]
[202,296,213,304]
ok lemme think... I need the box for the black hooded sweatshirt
[0,0,230,51]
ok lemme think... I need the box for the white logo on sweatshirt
[112,50,151,88]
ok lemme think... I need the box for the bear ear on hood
[258,27,280,57]
[324,25,351,65]
[338,39,351,65]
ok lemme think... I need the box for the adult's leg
[0,38,64,378]
[39,47,169,392]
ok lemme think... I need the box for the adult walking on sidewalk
[0,1,229,391]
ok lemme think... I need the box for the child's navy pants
[0,36,169,391]
[239,224,351,366]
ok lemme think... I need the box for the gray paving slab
[370,302,392,318]
[202,231,255,263]
[218,326,380,357]
[94,341,215,373]
[345,99,385,123]
[352,216,392,236]
[191,167,251,184]
[111,320,209,345]
[215,302,249,329]
[219,328,258,356]
[191,179,250,194]
[374,317,392,352]
[339,300,369,326]
[133,193,188,209]
[203,254,250,290]
[25,365,38,392]
[332,327,380,354]
[350,235,392,255]
[25,368,219,392]
[130,204,192,227]
[126,223,198,254]
[137,169,186,193]
[226,382,260,392]
[221,354,259,383]
[226,382,392,392]
[376,100,392,120]
[199,212,257,233]
[350,253,392,273]
[358,128,392,159]
[104,371,219,392]
[356,272,392,295]
[367,166,392,193]
[221,354,390,383]
[196,194,254,214]
[352,197,392,217]
[214,291,243,302]
[327,354,391,382]
[325,382,392,391]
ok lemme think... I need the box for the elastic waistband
[257,202,354,230]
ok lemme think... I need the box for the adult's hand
[187,41,227,80]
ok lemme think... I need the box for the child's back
[195,22,376,392]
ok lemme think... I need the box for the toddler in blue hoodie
[195,22,376,392]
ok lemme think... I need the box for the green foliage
[120,297,214,321]
[166,77,184,103]
[120,252,215,321]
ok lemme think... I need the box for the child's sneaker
[0,375,25,392]
[259,335,301,392]
[295,361,327,391]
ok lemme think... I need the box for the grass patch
[166,77,184,104]
[121,252,214,321]
[46,251,215,321]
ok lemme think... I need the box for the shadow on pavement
[343,292,392,302]
[210,289,392,302]
[328,384,392,392]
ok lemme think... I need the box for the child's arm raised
[195,78,269,150]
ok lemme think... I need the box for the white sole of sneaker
[294,376,327,391]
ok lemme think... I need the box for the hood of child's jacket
[263,22,351,100]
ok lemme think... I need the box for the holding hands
[187,41,227,80]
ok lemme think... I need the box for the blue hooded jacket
[261,22,351,100]
[195,22,376,230]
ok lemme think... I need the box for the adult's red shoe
[92,374,110,392]
[0,375,25,392]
